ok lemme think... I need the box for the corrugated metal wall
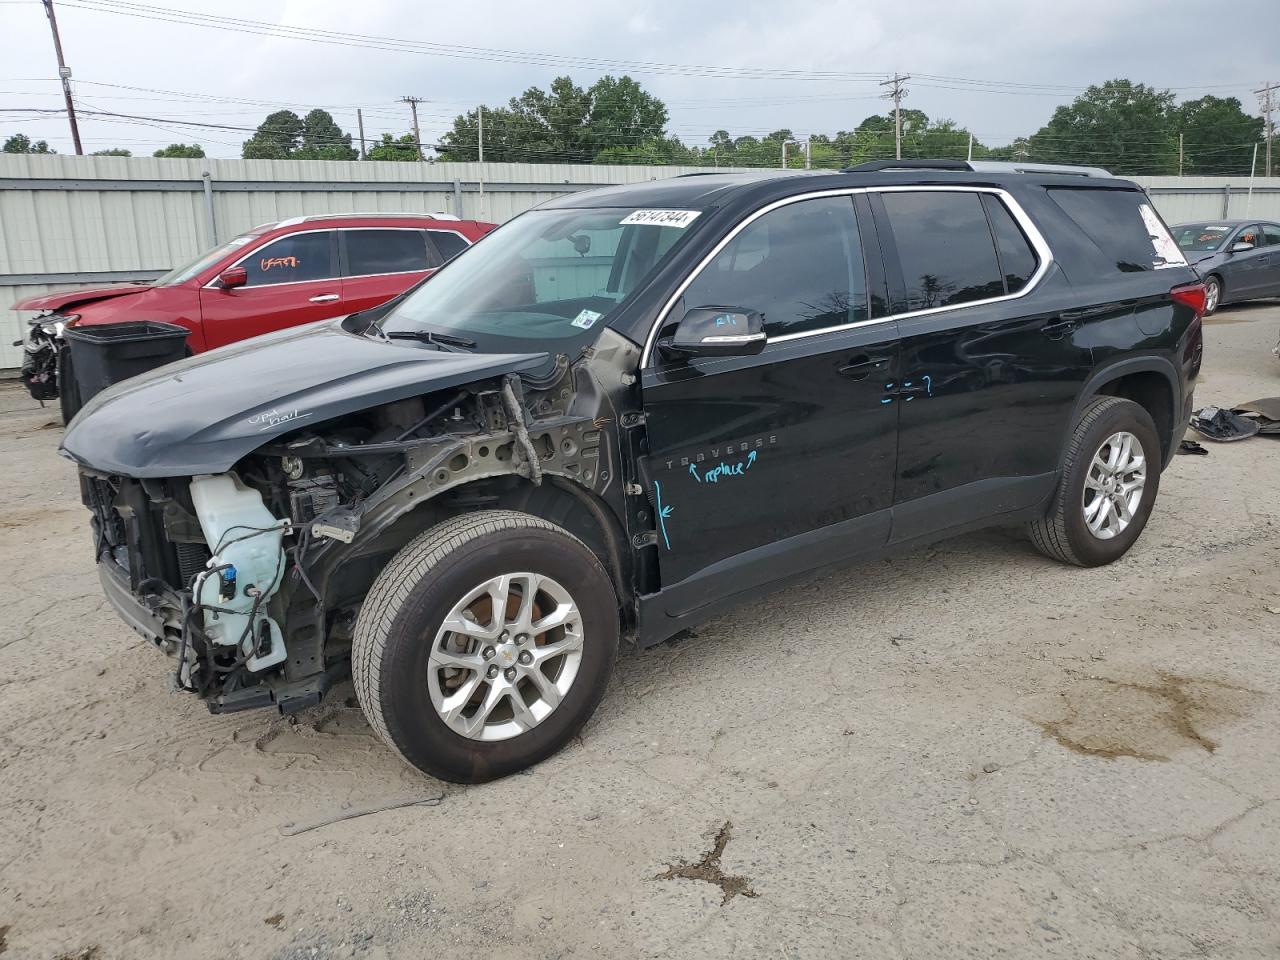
[4,154,1280,371]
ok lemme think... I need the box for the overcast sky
[2,0,1277,159]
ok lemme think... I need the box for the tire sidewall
[376,527,618,782]
[1061,402,1161,565]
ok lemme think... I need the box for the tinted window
[681,197,867,338]
[881,191,1004,311]
[1263,224,1280,246]
[981,194,1038,294]
[244,232,334,286]
[429,230,469,261]
[346,229,434,276]
[1048,188,1179,272]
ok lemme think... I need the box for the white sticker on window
[570,309,603,330]
[620,209,701,228]
[1139,204,1188,269]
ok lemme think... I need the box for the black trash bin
[62,321,190,418]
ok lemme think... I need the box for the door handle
[309,293,340,304]
[1042,318,1079,339]
[837,355,891,379]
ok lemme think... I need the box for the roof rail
[842,159,970,173]
[967,160,1113,179]
[275,211,462,228]
[841,158,1114,179]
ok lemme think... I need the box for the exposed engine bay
[76,331,645,715]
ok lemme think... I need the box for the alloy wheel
[1082,431,1147,540]
[426,573,584,741]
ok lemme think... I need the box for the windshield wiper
[382,330,477,351]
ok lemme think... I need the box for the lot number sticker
[620,209,701,228]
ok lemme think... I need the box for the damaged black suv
[62,160,1204,783]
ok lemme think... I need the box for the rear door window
[1048,188,1185,272]
[1262,224,1280,247]
[345,229,436,276]
[428,230,470,262]
[243,232,336,286]
[981,194,1039,294]
[680,196,868,338]
[879,191,1005,311]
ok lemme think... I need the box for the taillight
[1170,281,1207,319]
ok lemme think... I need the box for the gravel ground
[2,303,1280,960]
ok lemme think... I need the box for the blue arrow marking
[654,481,673,550]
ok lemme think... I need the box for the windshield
[1172,223,1232,252]
[379,207,702,350]
[154,232,264,286]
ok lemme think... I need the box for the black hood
[61,319,548,477]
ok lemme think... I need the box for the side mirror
[217,265,248,289]
[1230,241,1255,253]
[662,307,766,358]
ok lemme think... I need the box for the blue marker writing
[654,480,673,550]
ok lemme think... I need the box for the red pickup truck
[16,212,495,418]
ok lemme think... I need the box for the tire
[1203,275,1221,316]
[1028,396,1162,567]
[352,510,619,783]
[57,346,82,424]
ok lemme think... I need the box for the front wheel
[352,510,619,783]
[1028,397,1161,567]
[1203,275,1221,316]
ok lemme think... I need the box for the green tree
[1174,96,1264,175]
[91,148,132,156]
[295,109,358,160]
[1028,79,1178,175]
[242,110,305,159]
[3,133,55,154]
[366,132,420,161]
[153,143,205,158]
[439,75,668,163]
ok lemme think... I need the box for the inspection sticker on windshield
[620,209,701,228]
[1139,203,1187,269]
[571,309,603,330]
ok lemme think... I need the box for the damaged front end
[66,323,639,715]
[17,315,69,402]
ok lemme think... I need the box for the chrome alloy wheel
[427,573,584,741]
[1082,431,1147,541]
[1205,278,1220,313]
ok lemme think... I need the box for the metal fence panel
[4,155,1280,371]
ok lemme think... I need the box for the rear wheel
[352,510,619,783]
[1028,397,1161,567]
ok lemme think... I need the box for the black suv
[62,160,1204,782]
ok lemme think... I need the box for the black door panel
[641,324,900,586]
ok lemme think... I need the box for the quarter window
[428,230,470,262]
[880,191,1005,311]
[345,229,435,276]
[680,196,868,338]
[243,232,335,286]
[981,194,1039,294]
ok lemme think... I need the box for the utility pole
[357,108,366,160]
[879,73,910,160]
[967,133,974,162]
[401,96,425,161]
[1255,81,1277,178]
[41,0,82,155]
[1178,131,1183,177]
[477,105,485,220]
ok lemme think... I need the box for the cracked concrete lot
[2,304,1280,960]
